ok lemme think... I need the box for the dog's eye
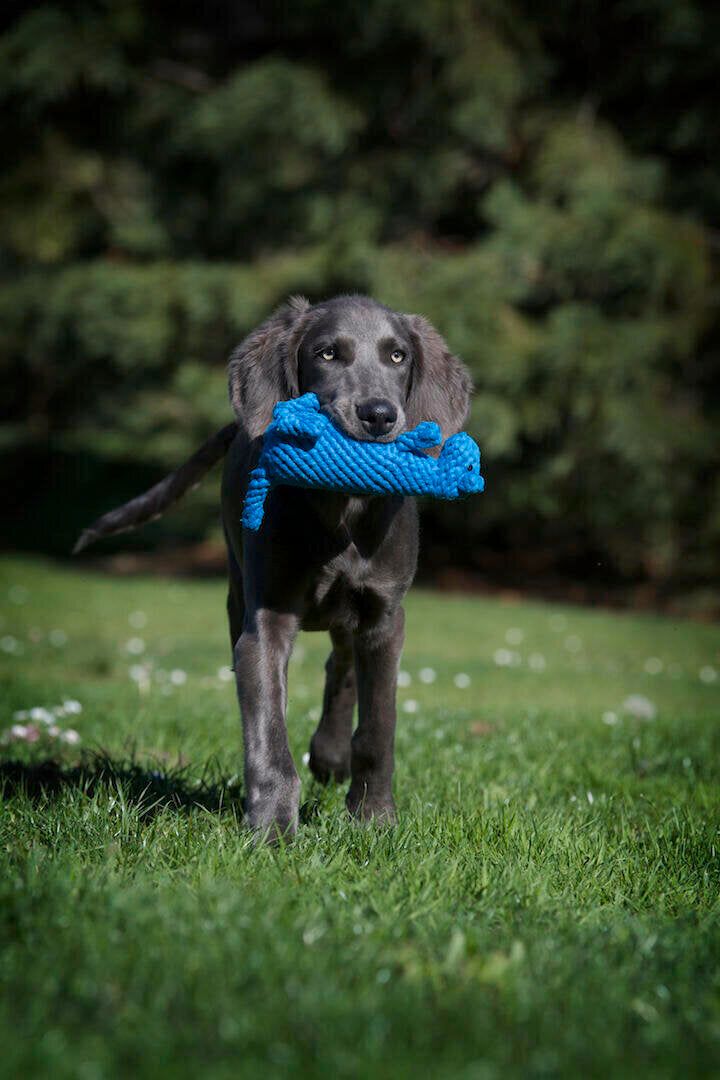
[320,347,335,361]
[390,349,405,364]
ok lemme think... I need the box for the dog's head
[229,294,473,443]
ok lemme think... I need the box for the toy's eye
[390,349,405,364]
[467,465,473,472]
[321,347,336,361]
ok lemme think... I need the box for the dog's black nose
[355,399,397,436]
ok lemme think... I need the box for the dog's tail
[72,422,238,554]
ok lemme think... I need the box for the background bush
[1,0,718,589]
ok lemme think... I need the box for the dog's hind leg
[227,579,245,656]
[308,627,356,783]
[225,540,245,654]
[346,605,404,823]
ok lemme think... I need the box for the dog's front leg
[346,606,404,823]
[234,609,300,839]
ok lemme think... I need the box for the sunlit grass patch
[1,556,719,1078]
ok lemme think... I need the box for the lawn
[1,555,719,1079]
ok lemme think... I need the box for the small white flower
[169,669,187,686]
[564,635,583,653]
[454,673,471,689]
[699,666,718,684]
[587,791,594,805]
[419,667,436,684]
[397,670,412,687]
[29,707,54,725]
[12,710,28,721]
[505,627,524,645]
[302,752,310,766]
[48,629,67,647]
[1,635,20,654]
[129,665,152,693]
[124,637,146,656]
[403,699,419,714]
[622,694,657,720]
[602,711,619,726]
[62,700,82,715]
[48,725,61,738]
[493,649,513,667]
[683,757,692,769]
[644,657,663,675]
[128,610,147,629]
[10,723,28,739]
[528,653,546,672]
[217,665,234,683]
[60,729,81,745]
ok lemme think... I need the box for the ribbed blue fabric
[241,393,484,531]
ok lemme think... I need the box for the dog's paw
[346,785,397,825]
[245,774,301,843]
[308,734,351,784]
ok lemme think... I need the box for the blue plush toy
[241,392,484,531]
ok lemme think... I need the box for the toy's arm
[241,465,271,532]
[395,421,442,454]
[270,394,324,439]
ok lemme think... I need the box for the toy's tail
[240,466,271,532]
[72,423,237,553]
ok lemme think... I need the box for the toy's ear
[228,295,314,438]
[403,314,473,439]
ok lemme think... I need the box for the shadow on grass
[0,750,246,819]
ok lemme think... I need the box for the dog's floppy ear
[228,295,313,438]
[403,314,473,438]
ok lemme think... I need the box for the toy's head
[438,434,484,496]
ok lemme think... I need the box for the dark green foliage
[1,1,718,584]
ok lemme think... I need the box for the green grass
[1,555,720,1079]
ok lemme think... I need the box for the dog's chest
[307,542,387,631]
[313,543,367,600]
[296,494,416,632]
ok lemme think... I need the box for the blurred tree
[0,0,717,590]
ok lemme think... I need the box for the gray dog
[76,295,473,838]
